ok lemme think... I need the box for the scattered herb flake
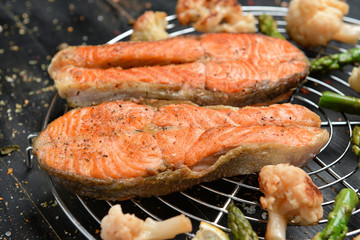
[9,45,19,51]
[1,145,19,155]
[28,60,38,65]
[7,168,13,175]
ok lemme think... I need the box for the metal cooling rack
[26,6,360,240]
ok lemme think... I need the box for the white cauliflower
[130,11,169,42]
[100,204,192,240]
[176,0,256,33]
[286,0,360,47]
[349,66,360,93]
[258,163,323,240]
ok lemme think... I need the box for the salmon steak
[32,100,328,200]
[48,33,310,107]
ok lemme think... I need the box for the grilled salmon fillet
[48,33,310,107]
[32,100,328,200]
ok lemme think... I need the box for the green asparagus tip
[227,201,258,240]
[310,47,360,73]
[351,126,360,165]
[258,14,285,40]
[312,188,359,240]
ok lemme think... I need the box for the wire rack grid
[26,6,360,240]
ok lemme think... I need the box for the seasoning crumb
[5,76,14,83]
[280,1,289,7]
[95,229,100,234]
[300,88,310,94]
[97,15,104,22]
[145,2,152,8]
[28,60,38,65]
[15,103,22,113]
[67,26,74,32]
[19,28,26,35]
[68,3,76,11]
[7,168,13,175]
[1,145,20,155]
[0,197,3,201]
[29,85,56,95]
[41,64,47,71]
[10,45,20,51]
[57,42,69,50]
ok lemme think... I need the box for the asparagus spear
[258,14,285,40]
[318,91,360,115]
[320,93,360,166]
[312,188,359,240]
[310,47,360,73]
[351,125,360,168]
[227,201,258,240]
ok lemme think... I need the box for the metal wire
[26,7,360,239]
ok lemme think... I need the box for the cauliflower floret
[130,11,169,42]
[258,163,323,240]
[176,0,256,33]
[349,66,360,93]
[286,0,360,47]
[100,204,192,240]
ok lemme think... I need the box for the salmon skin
[48,33,310,107]
[32,100,328,200]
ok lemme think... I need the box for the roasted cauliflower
[286,0,360,47]
[176,0,256,33]
[259,163,323,240]
[349,66,360,94]
[100,204,192,240]
[130,11,169,42]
